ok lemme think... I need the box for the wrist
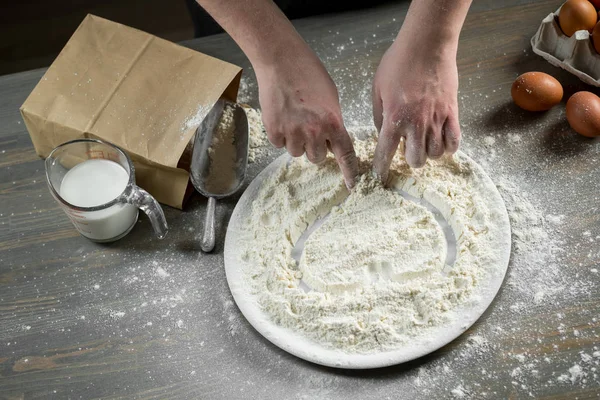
[389,36,458,67]
[253,38,322,85]
[394,0,470,59]
[251,35,314,72]
[394,24,459,60]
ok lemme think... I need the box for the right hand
[254,44,359,188]
[371,38,461,181]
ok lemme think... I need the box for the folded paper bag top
[20,14,242,209]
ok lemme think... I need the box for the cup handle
[124,185,168,239]
[201,197,216,252]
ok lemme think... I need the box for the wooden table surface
[1,1,599,398]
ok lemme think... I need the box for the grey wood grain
[1,1,599,399]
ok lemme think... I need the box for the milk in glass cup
[45,139,168,242]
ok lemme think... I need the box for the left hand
[372,36,461,181]
[254,43,359,188]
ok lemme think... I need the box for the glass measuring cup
[45,139,168,242]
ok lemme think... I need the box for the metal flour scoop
[190,99,249,252]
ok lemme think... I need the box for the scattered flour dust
[557,364,585,384]
[450,385,468,398]
[482,136,496,147]
[235,127,510,352]
[494,177,569,303]
[237,71,258,106]
[109,310,126,319]
[181,104,209,135]
[12,32,595,399]
[155,266,170,278]
[399,146,597,397]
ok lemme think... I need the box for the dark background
[1,0,194,76]
[0,0,392,76]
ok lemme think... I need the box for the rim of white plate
[224,151,511,369]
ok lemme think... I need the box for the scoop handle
[201,197,216,252]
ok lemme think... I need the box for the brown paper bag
[20,14,242,209]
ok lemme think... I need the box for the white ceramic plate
[224,152,511,369]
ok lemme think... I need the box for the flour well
[300,175,446,293]
[234,128,510,353]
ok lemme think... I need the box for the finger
[286,134,305,158]
[405,122,427,168]
[373,118,403,182]
[426,125,444,159]
[329,129,359,189]
[267,131,285,149]
[372,86,384,132]
[443,114,461,154]
[305,140,327,164]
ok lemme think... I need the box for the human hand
[255,44,358,188]
[372,34,461,181]
[196,0,358,187]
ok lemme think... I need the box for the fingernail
[345,174,360,190]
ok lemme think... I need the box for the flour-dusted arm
[372,0,472,181]
[196,0,359,188]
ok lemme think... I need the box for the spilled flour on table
[397,100,598,397]
[4,27,598,399]
[405,159,598,398]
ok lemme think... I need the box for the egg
[511,72,563,111]
[593,20,600,53]
[559,0,597,37]
[566,91,600,137]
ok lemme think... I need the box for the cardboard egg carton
[531,7,600,87]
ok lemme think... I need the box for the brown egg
[593,20,600,53]
[566,91,600,137]
[511,72,563,111]
[559,0,597,37]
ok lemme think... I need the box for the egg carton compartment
[531,7,600,87]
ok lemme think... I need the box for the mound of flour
[236,129,509,352]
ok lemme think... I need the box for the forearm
[196,0,310,69]
[398,0,472,55]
